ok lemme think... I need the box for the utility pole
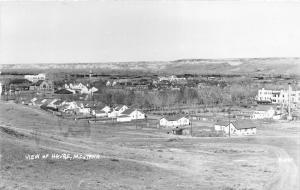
[190,115,193,137]
[228,107,231,137]
[135,109,138,129]
[287,84,292,120]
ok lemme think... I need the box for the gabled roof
[215,120,256,129]
[95,110,106,114]
[161,115,188,121]
[33,98,45,104]
[215,120,229,126]
[232,120,256,129]
[53,99,64,105]
[114,105,127,111]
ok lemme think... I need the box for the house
[80,86,98,95]
[114,105,129,115]
[9,79,32,91]
[32,98,46,106]
[29,80,54,91]
[46,99,59,108]
[40,99,58,111]
[159,115,190,128]
[30,97,38,105]
[76,107,91,115]
[92,110,107,117]
[214,120,256,136]
[116,115,132,122]
[29,80,53,91]
[101,106,111,113]
[59,101,79,112]
[107,109,119,118]
[117,108,145,122]
[51,99,65,108]
[24,73,46,83]
[250,105,276,119]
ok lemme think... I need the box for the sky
[1,0,300,64]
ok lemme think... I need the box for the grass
[0,101,287,190]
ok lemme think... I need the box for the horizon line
[1,56,300,65]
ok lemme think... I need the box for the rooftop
[215,119,256,129]
[161,114,188,121]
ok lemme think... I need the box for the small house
[59,101,79,112]
[107,109,119,118]
[77,107,91,115]
[114,105,129,115]
[250,105,276,119]
[29,80,53,91]
[159,115,190,128]
[214,120,256,136]
[101,106,111,113]
[92,110,107,117]
[116,115,132,122]
[117,108,146,122]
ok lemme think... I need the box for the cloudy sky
[1,0,300,64]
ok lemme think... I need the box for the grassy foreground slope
[0,101,291,190]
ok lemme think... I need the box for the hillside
[1,57,299,75]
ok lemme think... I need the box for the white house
[59,101,79,112]
[30,97,38,105]
[114,105,129,115]
[80,86,98,95]
[92,110,107,117]
[116,115,132,122]
[76,107,91,115]
[159,115,190,128]
[214,120,256,136]
[107,109,119,118]
[65,83,98,95]
[46,99,59,109]
[117,108,145,122]
[250,106,276,119]
[24,73,46,83]
[108,105,130,118]
[101,106,111,113]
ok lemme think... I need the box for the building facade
[24,73,46,83]
[256,86,300,105]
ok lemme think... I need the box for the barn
[214,120,257,136]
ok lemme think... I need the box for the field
[1,101,299,190]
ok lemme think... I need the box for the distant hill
[1,57,299,75]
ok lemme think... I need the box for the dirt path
[267,147,299,190]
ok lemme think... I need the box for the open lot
[1,101,299,190]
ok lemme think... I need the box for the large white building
[24,73,46,83]
[159,115,190,128]
[256,86,300,105]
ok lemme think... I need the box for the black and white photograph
[0,0,300,189]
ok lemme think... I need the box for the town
[1,1,300,189]
[1,70,299,137]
